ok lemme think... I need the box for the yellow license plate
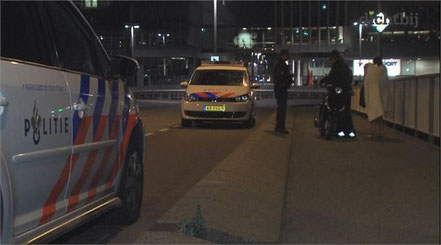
[203,105,225,112]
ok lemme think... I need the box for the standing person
[271,49,292,134]
[325,50,356,137]
[364,56,390,138]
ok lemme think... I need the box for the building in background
[75,0,440,88]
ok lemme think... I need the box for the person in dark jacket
[322,50,356,137]
[271,49,292,134]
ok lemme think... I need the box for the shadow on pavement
[264,130,290,138]
[180,121,252,130]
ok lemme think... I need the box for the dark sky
[79,1,440,32]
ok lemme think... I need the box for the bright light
[158,33,162,37]
[242,27,247,30]
[166,33,170,37]
[353,22,358,26]
[267,27,272,30]
[338,131,345,137]
[134,25,140,29]
[353,59,401,76]
[321,4,327,10]
[201,28,206,32]
[124,25,129,29]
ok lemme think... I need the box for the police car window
[1,2,54,66]
[191,70,245,86]
[42,2,109,78]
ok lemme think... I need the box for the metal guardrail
[132,88,327,101]
[351,74,440,139]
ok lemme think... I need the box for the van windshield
[191,70,245,86]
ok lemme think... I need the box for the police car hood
[186,85,249,99]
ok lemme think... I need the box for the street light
[158,32,171,76]
[213,0,217,54]
[353,21,367,80]
[158,33,170,46]
[125,24,140,57]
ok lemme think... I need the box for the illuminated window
[85,0,97,8]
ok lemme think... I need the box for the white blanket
[364,64,391,122]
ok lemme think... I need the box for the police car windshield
[191,70,245,86]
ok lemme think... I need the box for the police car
[180,62,259,127]
[0,2,144,243]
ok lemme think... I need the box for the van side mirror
[180,81,189,87]
[110,55,139,81]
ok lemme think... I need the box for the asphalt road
[53,100,275,244]
[52,99,439,244]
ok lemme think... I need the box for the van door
[0,2,73,235]
[40,2,122,213]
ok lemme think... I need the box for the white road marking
[145,133,154,137]
[158,128,169,132]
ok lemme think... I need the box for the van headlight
[184,93,198,102]
[235,95,249,102]
[335,87,343,94]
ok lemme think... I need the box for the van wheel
[117,142,143,225]
[182,118,192,128]
[244,116,255,128]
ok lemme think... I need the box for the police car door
[41,2,121,214]
[0,2,73,236]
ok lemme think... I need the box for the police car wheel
[117,142,143,224]
[182,118,192,128]
[244,116,255,128]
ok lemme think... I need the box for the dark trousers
[275,88,288,130]
[339,92,354,133]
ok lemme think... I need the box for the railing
[132,88,327,101]
[351,74,440,138]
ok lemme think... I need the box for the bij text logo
[358,11,419,32]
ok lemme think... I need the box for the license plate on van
[203,105,225,112]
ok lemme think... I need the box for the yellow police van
[180,62,260,127]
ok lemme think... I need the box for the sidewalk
[282,107,440,243]
[134,105,439,244]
